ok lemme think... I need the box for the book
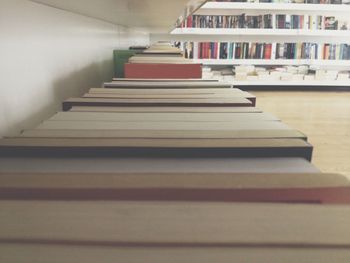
[324,16,338,30]
[182,41,350,60]
[1,172,349,204]
[0,137,313,160]
[2,201,350,261]
[124,63,202,79]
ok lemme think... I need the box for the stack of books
[2,76,350,261]
[232,65,350,81]
[128,42,187,64]
[202,65,350,81]
[125,42,202,79]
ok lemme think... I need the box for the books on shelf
[183,42,273,59]
[201,63,350,82]
[275,43,318,59]
[211,0,348,4]
[181,41,350,60]
[188,14,273,28]
[203,64,349,82]
[182,14,349,30]
[276,14,304,29]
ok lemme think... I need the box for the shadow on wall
[2,59,113,137]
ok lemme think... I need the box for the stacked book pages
[125,42,202,79]
[1,77,350,261]
[129,42,189,64]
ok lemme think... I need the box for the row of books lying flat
[202,65,350,82]
[1,79,350,261]
[235,65,350,81]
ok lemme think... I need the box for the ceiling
[29,0,206,33]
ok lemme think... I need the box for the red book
[200,43,203,59]
[205,42,209,59]
[264,44,272,59]
[300,16,304,29]
[125,63,202,79]
[186,16,192,28]
[214,42,218,59]
[324,44,330,60]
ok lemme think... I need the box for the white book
[304,15,309,30]
[293,74,305,81]
[285,66,298,74]
[317,45,323,60]
[337,72,349,80]
[193,42,199,60]
[336,44,341,60]
[232,43,236,60]
[304,74,315,81]
[310,44,316,60]
[248,42,252,58]
[258,72,270,80]
[247,75,259,81]
[271,43,277,59]
[315,69,327,80]
[298,65,309,75]
[285,15,291,29]
[326,70,339,81]
[235,72,248,81]
[202,67,212,73]
[270,71,282,78]
[281,72,293,81]
[320,16,325,30]
[217,42,221,60]
[256,67,267,72]
[312,15,317,30]
[272,14,277,29]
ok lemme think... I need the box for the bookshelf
[196,2,350,16]
[171,28,350,42]
[165,1,350,87]
[192,59,350,67]
[234,80,350,86]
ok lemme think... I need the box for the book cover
[125,63,202,79]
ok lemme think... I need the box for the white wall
[0,0,149,137]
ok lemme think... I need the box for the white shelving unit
[194,59,350,69]
[171,28,350,43]
[234,80,350,86]
[27,0,207,33]
[168,1,350,87]
[196,2,350,16]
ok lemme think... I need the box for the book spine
[193,42,198,60]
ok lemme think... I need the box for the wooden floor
[254,91,350,178]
